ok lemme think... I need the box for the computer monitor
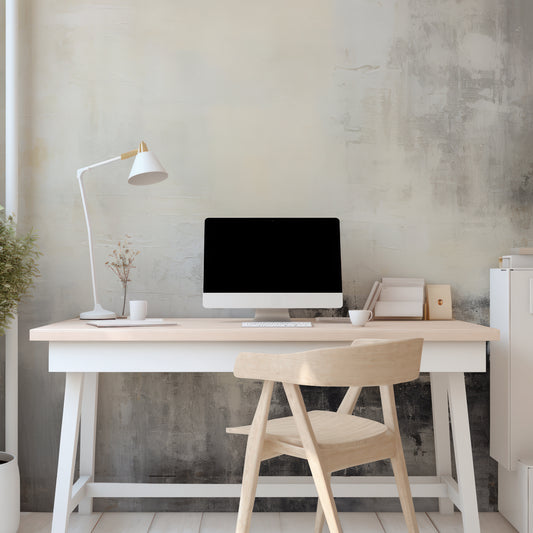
[202,217,343,320]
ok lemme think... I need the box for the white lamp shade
[128,150,168,185]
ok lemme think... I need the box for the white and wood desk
[30,318,499,533]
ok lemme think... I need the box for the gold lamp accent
[121,141,149,161]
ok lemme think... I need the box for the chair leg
[314,496,326,533]
[283,382,342,533]
[235,442,263,533]
[314,473,330,533]
[391,452,419,533]
[309,461,342,533]
[235,381,274,533]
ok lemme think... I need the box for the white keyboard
[242,321,313,328]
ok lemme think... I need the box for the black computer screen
[203,218,342,293]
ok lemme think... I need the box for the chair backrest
[233,338,423,387]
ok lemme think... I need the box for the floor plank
[19,513,53,533]
[280,512,385,532]
[199,512,280,533]
[479,512,518,533]
[17,511,520,533]
[149,513,202,533]
[92,512,155,533]
[279,512,316,533]
[68,513,103,533]
[339,512,385,532]
[428,511,518,533]
[426,512,465,533]
[251,513,281,533]
[198,513,237,533]
[248,513,281,533]
[377,512,437,533]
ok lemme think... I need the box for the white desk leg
[51,372,83,533]
[448,372,480,533]
[430,372,454,514]
[79,372,98,514]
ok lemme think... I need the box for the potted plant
[0,205,40,533]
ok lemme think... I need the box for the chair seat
[227,410,393,450]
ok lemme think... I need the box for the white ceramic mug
[348,309,373,326]
[129,300,148,321]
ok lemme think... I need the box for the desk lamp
[78,141,167,319]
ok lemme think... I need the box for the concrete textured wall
[1,0,533,512]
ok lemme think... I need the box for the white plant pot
[0,452,20,533]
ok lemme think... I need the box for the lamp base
[80,304,116,320]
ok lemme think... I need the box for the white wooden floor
[19,512,517,533]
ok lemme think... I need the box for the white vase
[0,452,20,533]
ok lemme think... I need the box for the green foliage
[0,211,40,335]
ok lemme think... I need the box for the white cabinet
[490,269,533,531]
[499,459,533,533]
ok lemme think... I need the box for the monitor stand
[253,308,291,322]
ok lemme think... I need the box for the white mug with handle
[348,309,373,327]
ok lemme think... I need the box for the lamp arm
[77,154,123,314]
[77,167,100,309]
[79,155,121,174]
[78,141,146,174]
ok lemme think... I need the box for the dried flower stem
[105,236,139,316]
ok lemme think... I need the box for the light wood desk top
[30,318,499,343]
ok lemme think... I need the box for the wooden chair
[227,337,424,533]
